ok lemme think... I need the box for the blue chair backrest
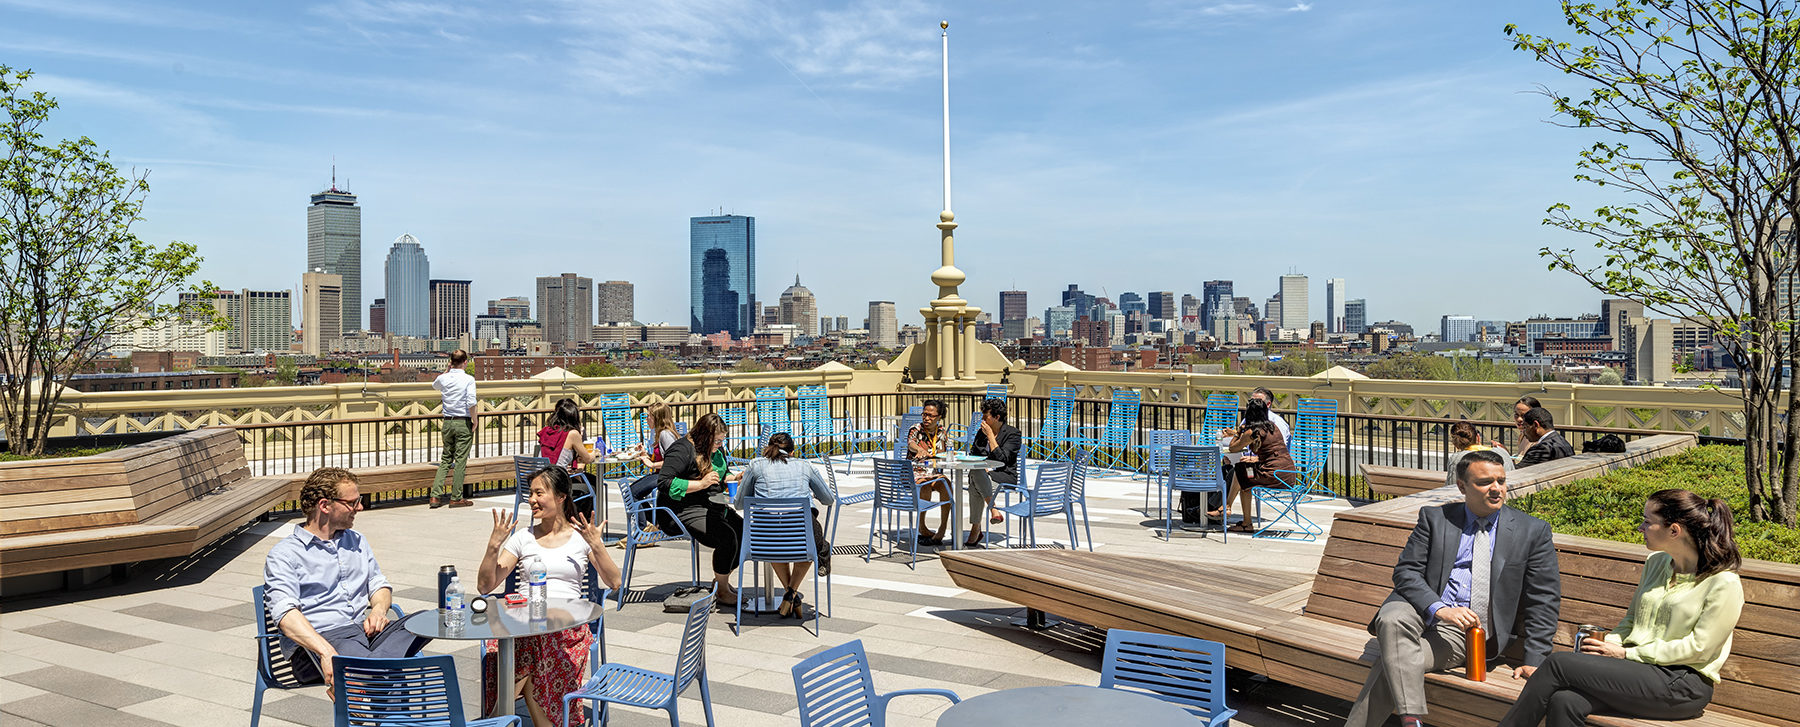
[1099,629,1232,721]
[252,585,303,688]
[888,414,922,460]
[677,420,689,437]
[741,497,817,564]
[333,654,470,727]
[671,589,715,692]
[1028,461,1075,515]
[1169,444,1223,486]
[792,640,881,727]
[1292,398,1336,471]
[796,385,829,435]
[985,384,1008,402]
[1101,390,1141,448]
[756,387,792,432]
[1042,387,1076,438]
[872,458,921,508]
[1201,393,1239,443]
[956,409,982,450]
[515,455,550,491]
[1145,430,1193,475]
[600,393,636,450]
[1067,448,1090,498]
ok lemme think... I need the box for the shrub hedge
[1516,445,1800,565]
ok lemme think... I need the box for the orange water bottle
[1467,626,1487,681]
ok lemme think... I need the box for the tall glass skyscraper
[690,215,755,339]
[383,234,431,338]
[307,180,362,331]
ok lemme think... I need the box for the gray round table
[933,455,1002,550]
[405,597,602,718]
[936,685,1200,726]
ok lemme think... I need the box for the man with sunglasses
[263,467,428,695]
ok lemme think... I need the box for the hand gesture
[362,607,388,637]
[488,508,516,550]
[695,470,721,490]
[571,511,610,550]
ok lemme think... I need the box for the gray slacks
[281,611,431,684]
[1346,600,1472,726]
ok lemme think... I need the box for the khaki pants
[1346,600,1472,725]
[431,418,473,499]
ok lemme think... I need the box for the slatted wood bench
[1361,464,1449,497]
[0,428,297,580]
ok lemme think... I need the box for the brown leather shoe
[447,499,474,508]
[429,497,446,509]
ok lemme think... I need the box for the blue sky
[2,0,1609,331]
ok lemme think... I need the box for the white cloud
[1147,0,1316,27]
[777,0,938,89]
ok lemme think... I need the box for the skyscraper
[690,215,756,339]
[778,276,818,336]
[1441,315,1477,343]
[1325,278,1347,333]
[181,290,243,350]
[1344,298,1367,335]
[867,301,898,347]
[242,289,292,353]
[382,234,430,338]
[999,290,1028,340]
[596,280,634,324]
[301,270,342,356]
[1279,274,1309,330]
[307,177,362,331]
[537,273,593,347]
[1117,291,1145,315]
[430,279,471,340]
[1147,291,1176,320]
[487,296,530,319]
[369,298,385,336]
[1201,280,1233,330]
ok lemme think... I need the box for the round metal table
[937,685,1200,726]
[405,597,602,718]
[933,455,1002,550]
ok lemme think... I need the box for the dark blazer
[968,423,1021,485]
[1518,430,1575,468]
[1385,503,1562,667]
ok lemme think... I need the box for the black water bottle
[438,565,457,611]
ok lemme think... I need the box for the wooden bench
[1359,433,1698,499]
[1361,464,1449,497]
[0,428,297,580]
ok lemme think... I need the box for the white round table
[405,597,602,718]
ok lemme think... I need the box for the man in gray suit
[1346,450,1561,727]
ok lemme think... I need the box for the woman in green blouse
[1499,489,1744,727]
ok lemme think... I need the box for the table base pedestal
[1013,607,1057,630]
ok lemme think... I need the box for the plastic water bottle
[444,576,465,634]
[526,556,548,620]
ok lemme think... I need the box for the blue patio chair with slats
[953,409,983,451]
[797,384,886,472]
[718,406,764,467]
[1027,387,1078,460]
[333,654,520,727]
[252,585,408,727]
[1200,393,1239,444]
[995,460,1076,549]
[819,454,867,564]
[1290,397,1338,503]
[512,455,550,525]
[599,393,642,486]
[1091,390,1147,476]
[1139,429,1193,510]
[985,383,1008,402]
[867,458,950,568]
[791,639,959,727]
[1164,444,1228,541]
[735,496,825,635]
[1066,448,1095,551]
[613,473,699,610]
[754,386,793,439]
[1099,629,1235,726]
[562,586,716,727]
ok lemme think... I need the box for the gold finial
[940,20,948,29]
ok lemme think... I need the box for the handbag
[663,585,713,613]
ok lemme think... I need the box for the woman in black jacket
[655,412,744,604]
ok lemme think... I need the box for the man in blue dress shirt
[263,467,428,693]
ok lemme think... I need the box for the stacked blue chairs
[736,496,825,635]
[563,586,717,727]
[1163,444,1228,541]
[1098,629,1236,726]
[251,585,406,727]
[613,474,699,610]
[995,461,1076,549]
[1092,389,1147,475]
[1138,430,1194,510]
[791,639,960,727]
[332,654,521,727]
[1027,387,1078,460]
[1256,398,1333,541]
[599,393,640,478]
[866,458,949,568]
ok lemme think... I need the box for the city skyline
[5,2,1618,329]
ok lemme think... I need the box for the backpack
[1582,434,1626,454]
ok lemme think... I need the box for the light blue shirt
[263,526,390,632]
[733,457,834,509]
[434,368,476,418]
[1428,512,1499,623]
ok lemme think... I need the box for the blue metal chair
[755,386,793,439]
[1027,387,1077,460]
[1092,390,1147,475]
[985,383,1008,402]
[251,585,407,727]
[613,474,699,610]
[1066,448,1095,551]
[1138,429,1193,509]
[791,639,960,727]
[562,586,716,727]
[866,458,950,568]
[798,384,887,472]
[1164,444,1228,541]
[718,407,763,467]
[1290,397,1338,502]
[1200,393,1239,444]
[333,654,520,727]
[953,409,983,451]
[819,457,867,565]
[1098,629,1236,726]
[995,461,1076,549]
[512,455,550,525]
[736,496,825,635]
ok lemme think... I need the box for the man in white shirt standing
[430,349,477,508]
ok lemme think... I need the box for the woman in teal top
[655,412,744,605]
[1499,489,1744,727]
